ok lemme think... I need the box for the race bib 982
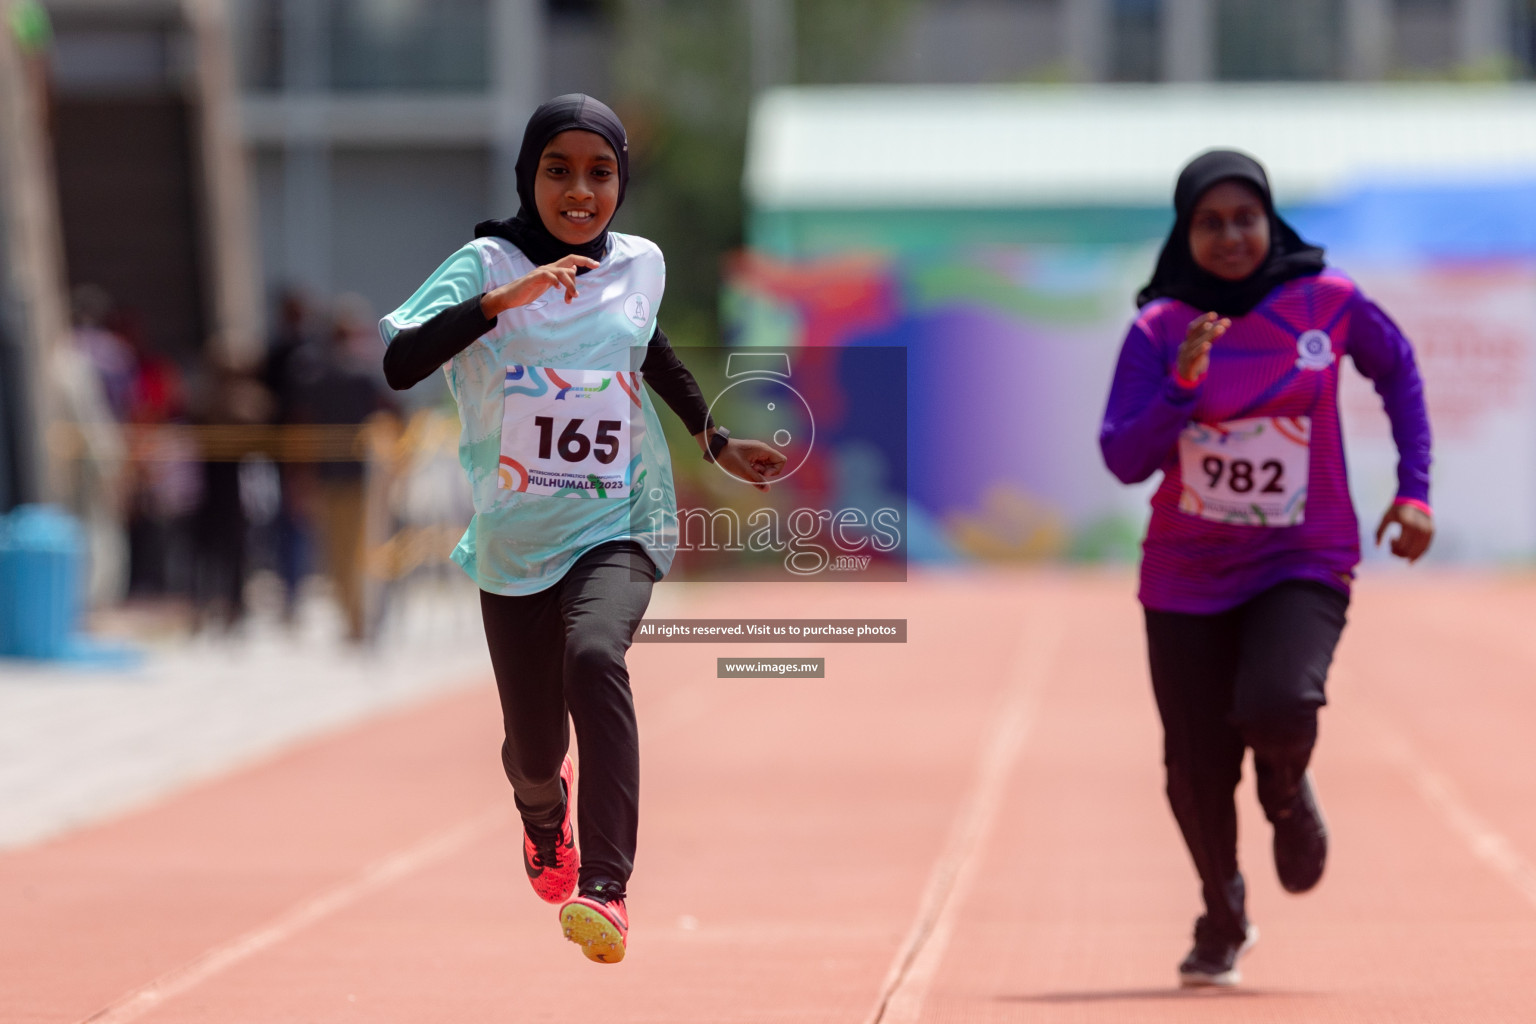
[1177,416,1310,527]
[499,365,642,498]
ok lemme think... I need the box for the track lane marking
[78,807,507,1024]
[1338,665,1536,911]
[864,615,1061,1024]
[73,648,720,1024]
[1368,714,1536,910]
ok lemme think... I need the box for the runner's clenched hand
[693,430,787,493]
[717,438,787,492]
[1177,312,1231,383]
[481,254,601,318]
[1376,502,1433,563]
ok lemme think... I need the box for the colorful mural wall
[729,179,1536,564]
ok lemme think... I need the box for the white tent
[746,84,1536,209]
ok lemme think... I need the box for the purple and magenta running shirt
[1100,268,1432,614]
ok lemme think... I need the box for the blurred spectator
[70,285,135,423]
[107,306,185,427]
[263,288,324,423]
[117,307,198,602]
[296,294,399,643]
[55,293,128,604]
[188,349,272,633]
[262,288,324,622]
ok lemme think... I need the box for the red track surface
[3,571,1535,1023]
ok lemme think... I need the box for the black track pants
[479,541,655,894]
[1144,579,1349,943]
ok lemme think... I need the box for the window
[230,0,492,93]
[328,0,490,92]
[1216,0,1343,80]
[1111,0,1161,82]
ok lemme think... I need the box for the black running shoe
[1178,918,1259,988]
[1272,770,1328,894]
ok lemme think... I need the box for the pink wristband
[1172,367,1205,389]
[1393,497,1432,517]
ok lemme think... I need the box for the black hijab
[1136,149,1325,317]
[475,93,629,271]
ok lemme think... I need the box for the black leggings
[1144,580,1349,942]
[479,541,655,895]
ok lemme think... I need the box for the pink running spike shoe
[560,883,629,964]
[522,757,579,904]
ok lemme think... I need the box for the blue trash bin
[0,512,10,656]
[0,505,85,659]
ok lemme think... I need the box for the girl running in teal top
[379,94,785,964]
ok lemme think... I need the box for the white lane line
[79,807,507,1024]
[1368,714,1536,911]
[74,625,720,1024]
[864,616,1060,1024]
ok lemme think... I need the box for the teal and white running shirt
[379,232,678,595]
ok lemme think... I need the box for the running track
[4,570,1536,1023]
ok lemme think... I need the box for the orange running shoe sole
[559,902,627,964]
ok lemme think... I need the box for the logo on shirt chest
[1295,329,1336,372]
[624,293,651,328]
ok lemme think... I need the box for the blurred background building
[7,0,1536,632]
[218,0,1536,342]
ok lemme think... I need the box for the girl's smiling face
[1187,179,1271,281]
[534,129,620,247]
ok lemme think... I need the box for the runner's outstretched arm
[1346,293,1432,507]
[639,326,711,434]
[639,328,785,490]
[1347,291,1434,561]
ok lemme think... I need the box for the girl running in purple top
[1100,150,1434,987]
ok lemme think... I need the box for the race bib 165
[499,365,642,498]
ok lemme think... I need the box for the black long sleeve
[382,295,497,390]
[641,326,712,435]
[383,301,712,436]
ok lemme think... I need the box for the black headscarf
[475,94,629,271]
[1136,149,1325,317]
